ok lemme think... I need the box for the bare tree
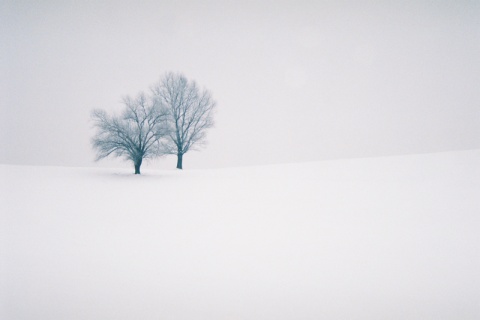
[91,92,169,174]
[152,72,216,169]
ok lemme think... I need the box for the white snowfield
[1,150,479,320]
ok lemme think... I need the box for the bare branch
[151,72,216,169]
[90,91,170,174]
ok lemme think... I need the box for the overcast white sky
[1,0,479,169]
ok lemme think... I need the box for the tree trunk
[134,158,142,174]
[176,153,183,170]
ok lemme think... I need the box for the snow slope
[1,150,479,320]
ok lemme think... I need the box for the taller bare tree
[152,72,216,169]
[91,92,169,174]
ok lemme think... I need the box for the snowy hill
[1,150,479,320]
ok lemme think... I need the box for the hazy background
[1,0,479,169]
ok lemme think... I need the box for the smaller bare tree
[152,72,216,169]
[91,92,169,174]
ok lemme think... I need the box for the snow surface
[1,150,480,320]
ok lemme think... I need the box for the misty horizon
[1,0,479,170]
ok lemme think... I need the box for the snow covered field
[1,150,479,320]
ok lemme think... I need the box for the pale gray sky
[1,0,479,169]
